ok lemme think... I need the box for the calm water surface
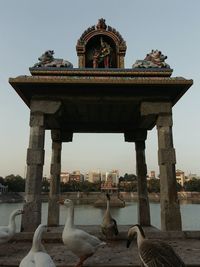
[0,202,200,232]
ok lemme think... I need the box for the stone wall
[1,191,200,203]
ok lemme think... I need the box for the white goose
[58,199,106,267]
[101,193,118,239]
[127,224,185,267]
[19,224,56,267]
[0,208,24,244]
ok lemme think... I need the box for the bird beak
[57,199,64,205]
[45,226,50,232]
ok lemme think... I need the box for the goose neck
[106,198,110,212]
[135,227,145,247]
[8,213,17,233]
[32,226,44,252]
[65,204,74,229]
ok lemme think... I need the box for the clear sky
[0,0,200,178]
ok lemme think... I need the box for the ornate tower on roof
[76,18,127,68]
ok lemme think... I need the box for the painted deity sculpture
[93,38,111,68]
[33,50,73,68]
[132,49,170,68]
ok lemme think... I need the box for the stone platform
[0,226,200,267]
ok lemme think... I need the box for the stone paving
[0,226,200,267]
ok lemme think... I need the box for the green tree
[122,181,137,192]
[4,174,25,192]
[42,178,50,192]
[176,182,183,192]
[123,173,137,181]
[0,176,5,185]
[148,178,160,193]
[184,178,200,192]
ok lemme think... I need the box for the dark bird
[101,193,119,239]
[127,224,185,267]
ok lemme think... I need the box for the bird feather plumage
[59,198,106,267]
[0,209,23,244]
[127,224,185,267]
[101,193,119,238]
[19,224,56,267]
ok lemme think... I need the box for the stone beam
[141,102,172,116]
[124,129,147,142]
[30,100,61,114]
[61,131,73,142]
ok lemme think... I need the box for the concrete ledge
[13,225,200,241]
[1,226,200,266]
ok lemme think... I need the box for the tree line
[1,174,200,193]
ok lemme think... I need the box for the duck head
[127,224,145,248]
[13,209,24,216]
[58,198,73,207]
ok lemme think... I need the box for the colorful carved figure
[99,38,111,68]
[132,49,170,68]
[33,50,73,68]
[93,49,100,68]
[92,38,111,68]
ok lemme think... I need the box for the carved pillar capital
[124,129,147,143]
[156,114,173,127]
[141,102,172,116]
[30,100,61,114]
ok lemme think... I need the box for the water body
[0,202,200,232]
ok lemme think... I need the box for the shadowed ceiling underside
[9,72,192,133]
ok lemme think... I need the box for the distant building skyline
[59,168,199,186]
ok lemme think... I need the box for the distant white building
[176,169,185,186]
[60,172,70,183]
[100,172,106,182]
[87,171,101,183]
[0,183,8,194]
[148,170,156,180]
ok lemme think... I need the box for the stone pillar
[141,102,182,231]
[47,130,62,226]
[124,130,151,226]
[21,100,61,232]
[157,113,182,231]
[21,111,45,231]
[47,130,73,226]
[135,140,151,226]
